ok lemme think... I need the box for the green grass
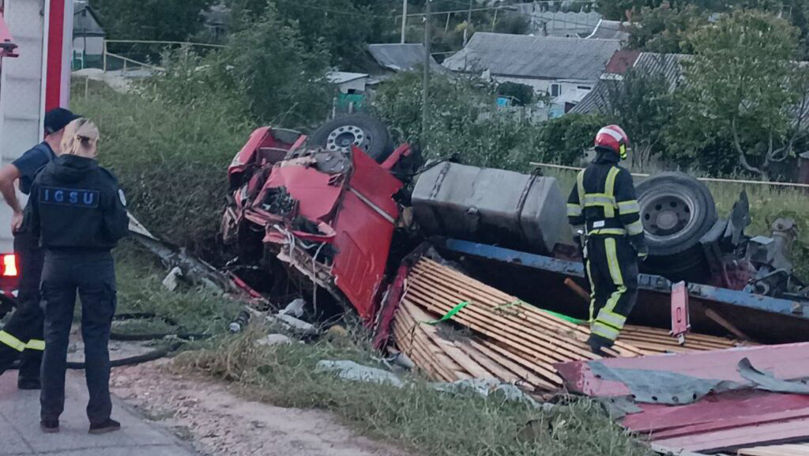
[114,241,242,336]
[174,328,653,456]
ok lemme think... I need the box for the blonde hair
[60,118,99,157]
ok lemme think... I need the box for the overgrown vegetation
[174,328,652,456]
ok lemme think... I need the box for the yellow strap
[603,237,628,316]
[603,167,621,218]
[591,321,620,341]
[0,331,26,352]
[585,259,596,322]
[596,309,627,329]
[589,228,626,236]
[617,200,640,214]
[25,339,45,351]
[567,204,582,217]
[576,170,585,210]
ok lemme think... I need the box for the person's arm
[567,170,585,227]
[0,163,23,231]
[614,169,647,259]
[27,181,40,239]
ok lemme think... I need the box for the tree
[602,63,678,170]
[89,0,214,41]
[221,3,334,126]
[628,5,705,53]
[677,11,807,179]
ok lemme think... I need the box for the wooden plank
[411,261,643,357]
[455,340,522,385]
[468,339,551,389]
[408,285,595,361]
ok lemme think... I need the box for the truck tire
[636,172,717,257]
[309,114,394,163]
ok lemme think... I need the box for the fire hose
[7,312,211,370]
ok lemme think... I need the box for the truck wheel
[636,172,717,257]
[309,114,394,163]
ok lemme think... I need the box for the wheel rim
[640,193,697,242]
[325,125,370,152]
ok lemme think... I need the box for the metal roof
[367,43,439,72]
[570,52,690,114]
[326,71,369,85]
[442,32,622,81]
[73,4,105,37]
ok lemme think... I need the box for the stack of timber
[392,258,738,393]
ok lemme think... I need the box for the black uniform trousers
[585,234,639,345]
[0,230,45,381]
[40,250,116,425]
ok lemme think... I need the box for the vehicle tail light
[2,254,17,277]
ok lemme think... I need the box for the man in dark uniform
[566,125,648,356]
[0,108,80,389]
[29,118,128,434]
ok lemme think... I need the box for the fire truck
[0,0,73,308]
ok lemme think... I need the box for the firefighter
[0,108,80,389]
[567,125,647,356]
[29,118,128,433]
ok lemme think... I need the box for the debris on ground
[556,343,809,452]
[315,360,405,388]
[255,334,294,347]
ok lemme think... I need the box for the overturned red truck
[221,115,809,344]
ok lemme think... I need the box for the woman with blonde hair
[28,118,129,434]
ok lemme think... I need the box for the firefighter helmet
[594,125,629,160]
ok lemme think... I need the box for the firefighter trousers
[0,231,45,381]
[585,234,639,345]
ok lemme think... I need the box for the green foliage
[227,0,399,70]
[497,82,534,106]
[371,71,551,170]
[601,64,677,169]
[176,330,652,456]
[89,0,214,41]
[676,10,800,178]
[536,115,607,166]
[72,77,251,255]
[221,3,334,125]
[627,5,705,53]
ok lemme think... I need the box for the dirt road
[110,359,413,456]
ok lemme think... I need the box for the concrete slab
[0,370,196,455]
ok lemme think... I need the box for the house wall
[72,35,103,55]
[490,75,596,104]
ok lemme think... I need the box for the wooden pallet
[392,258,739,393]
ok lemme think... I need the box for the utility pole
[400,0,407,44]
[463,0,472,46]
[421,0,431,150]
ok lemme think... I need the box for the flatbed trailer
[438,238,809,344]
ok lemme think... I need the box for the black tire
[636,172,717,257]
[309,114,394,163]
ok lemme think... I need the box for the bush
[536,114,607,166]
[372,71,562,171]
[72,78,252,256]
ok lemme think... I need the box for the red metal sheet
[556,342,809,397]
[653,417,809,453]
[623,390,809,435]
[260,165,342,222]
